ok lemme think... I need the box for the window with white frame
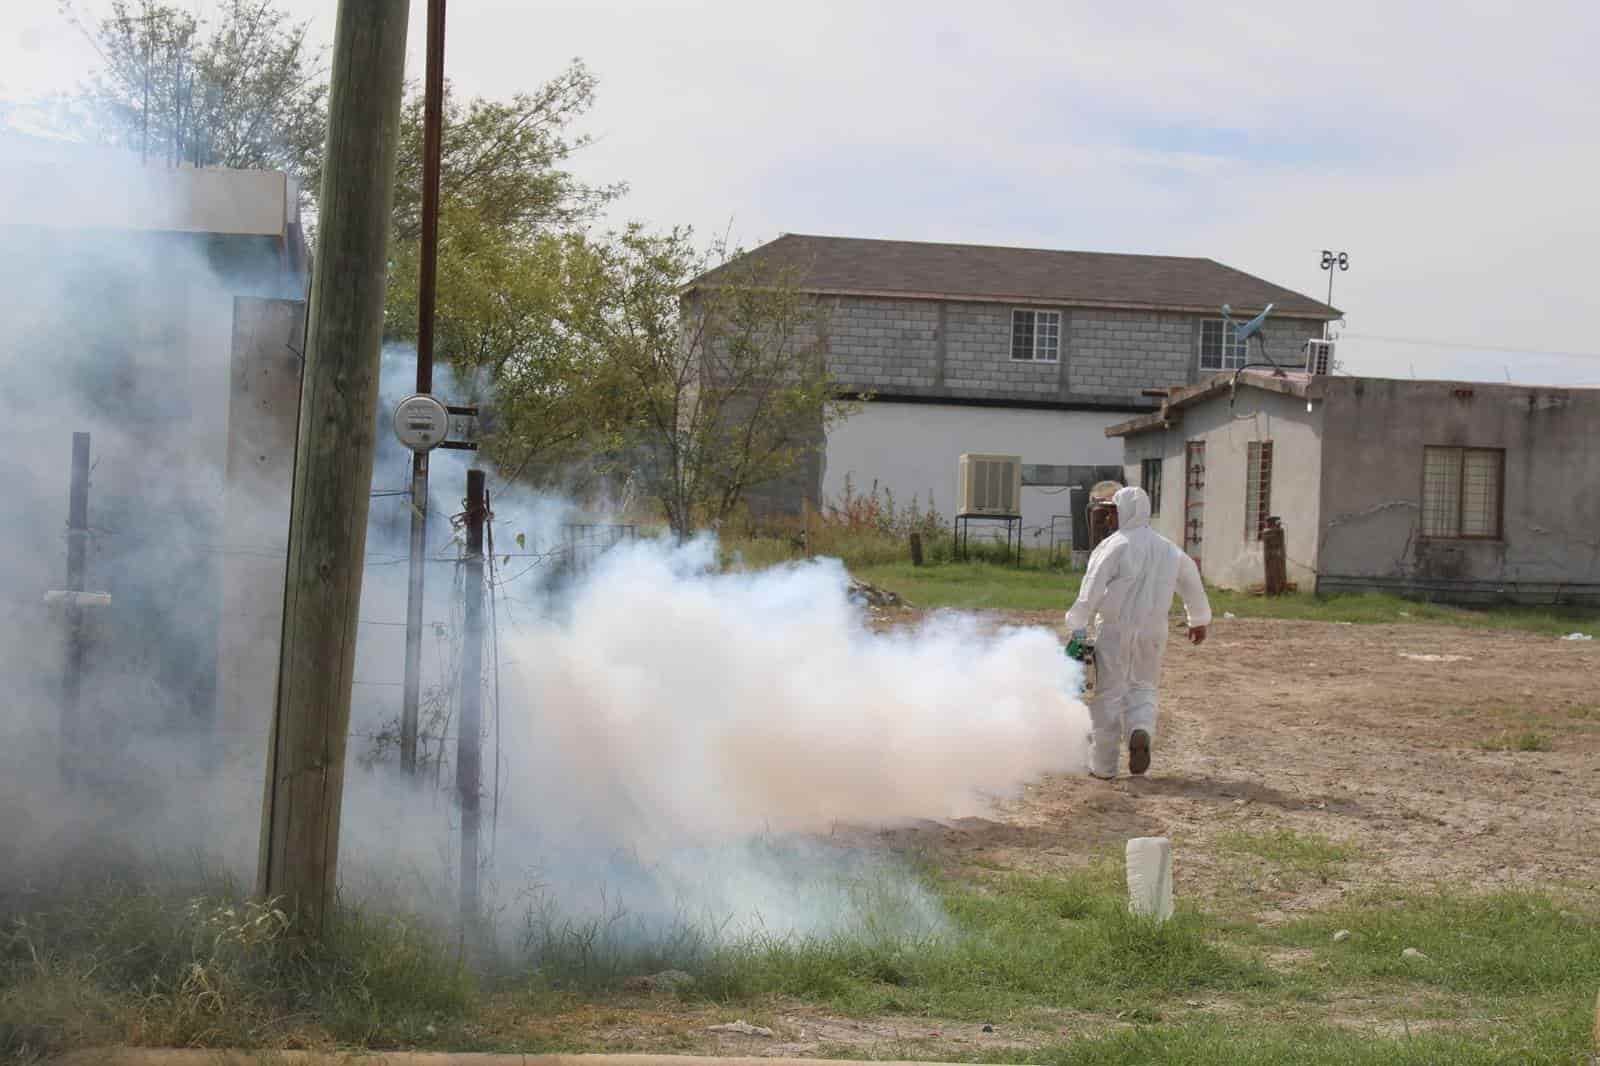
[1199,319,1249,372]
[1422,446,1503,539]
[1011,309,1060,362]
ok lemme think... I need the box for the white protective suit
[1064,485,1211,778]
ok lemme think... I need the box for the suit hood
[1114,485,1152,531]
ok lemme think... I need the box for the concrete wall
[822,293,1328,409]
[822,401,1125,542]
[942,302,1066,400]
[825,296,943,391]
[1316,378,1600,603]
[1118,431,1186,546]
[1071,309,1193,398]
[217,299,304,743]
[1120,387,1324,590]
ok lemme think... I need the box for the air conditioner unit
[957,453,1022,516]
[1304,338,1335,376]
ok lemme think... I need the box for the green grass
[1216,828,1361,885]
[853,559,1076,611]
[849,559,1600,636]
[1270,888,1600,997]
[1009,1012,1593,1066]
[8,854,1600,1063]
[1205,586,1600,637]
[695,861,1272,1019]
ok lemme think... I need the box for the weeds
[1216,828,1361,885]
[1476,730,1553,752]
[0,862,476,1056]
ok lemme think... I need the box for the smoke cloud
[0,125,1090,951]
[515,541,1087,845]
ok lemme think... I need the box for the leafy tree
[386,65,624,245]
[58,0,326,176]
[386,214,626,488]
[380,66,626,487]
[556,227,852,536]
[58,3,619,240]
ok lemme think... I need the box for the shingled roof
[689,234,1338,320]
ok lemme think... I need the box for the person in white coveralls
[1064,485,1211,779]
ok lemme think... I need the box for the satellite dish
[1219,300,1287,380]
[1234,302,1275,343]
[1090,480,1123,502]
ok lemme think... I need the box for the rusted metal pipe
[401,0,448,776]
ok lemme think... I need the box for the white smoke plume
[0,123,1091,952]
[336,532,1089,944]
[512,539,1088,847]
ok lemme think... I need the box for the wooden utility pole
[401,0,449,777]
[457,469,486,929]
[60,432,90,784]
[257,0,411,937]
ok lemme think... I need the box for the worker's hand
[1188,625,1208,646]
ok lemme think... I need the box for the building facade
[1110,373,1600,604]
[689,235,1336,541]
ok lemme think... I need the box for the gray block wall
[944,302,1062,398]
[1070,309,1193,396]
[819,295,1328,406]
[824,297,942,390]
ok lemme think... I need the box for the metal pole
[400,455,427,774]
[417,0,446,394]
[61,432,90,784]
[1325,270,1335,341]
[458,469,485,930]
[400,0,447,776]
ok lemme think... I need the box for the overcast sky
[6,0,1600,385]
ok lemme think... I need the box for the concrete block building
[1110,371,1600,605]
[688,234,1337,542]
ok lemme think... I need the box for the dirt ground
[876,613,1600,909]
[505,614,1599,1058]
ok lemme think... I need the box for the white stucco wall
[822,401,1126,544]
[1120,388,1323,589]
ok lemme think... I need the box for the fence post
[60,432,91,784]
[458,469,486,932]
[1263,517,1287,596]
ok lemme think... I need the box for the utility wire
[1340,332,1600,363]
